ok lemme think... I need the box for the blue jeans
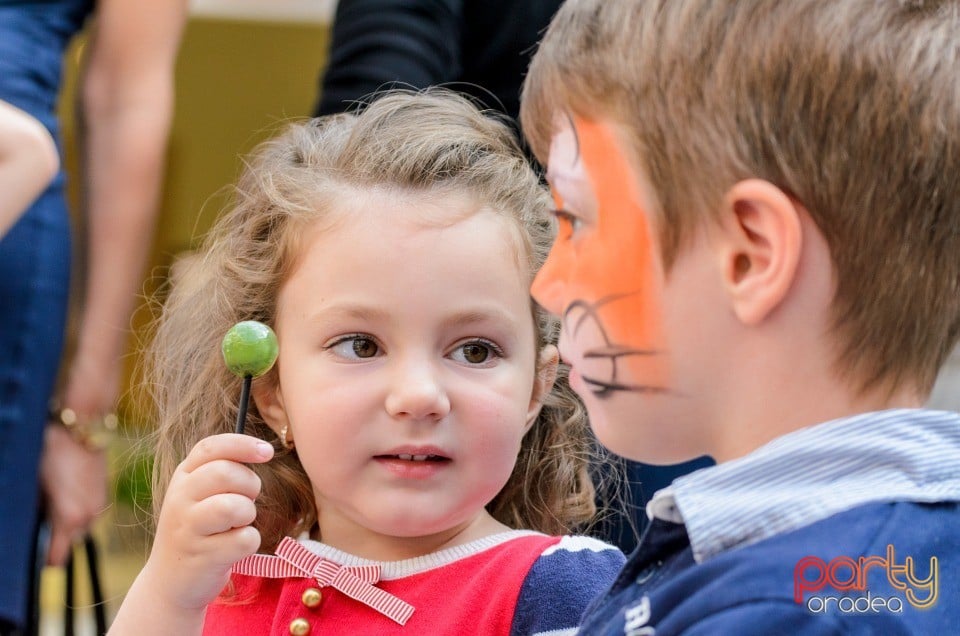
[0,179,71,626]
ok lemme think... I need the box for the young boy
[520,0,960,632]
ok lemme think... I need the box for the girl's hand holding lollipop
[110,322,280,632]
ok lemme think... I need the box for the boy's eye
[551,209,583,238]
[451,339,502,365]
[329,335,380,359]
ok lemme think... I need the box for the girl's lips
[374,455,451,479]
[377,445,451,460]
[383,453,446,461]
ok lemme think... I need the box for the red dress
[203,530,625,635]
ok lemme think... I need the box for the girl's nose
[384,362,451,421]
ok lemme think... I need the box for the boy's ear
[716,179,803,325]
[251,378,289,438]
[525,345,559,432]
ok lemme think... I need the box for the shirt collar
[648,409,960,563]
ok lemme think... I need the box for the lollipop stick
[235,374,252,434]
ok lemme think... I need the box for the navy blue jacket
[580,501,958,634]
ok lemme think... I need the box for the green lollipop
[222,320,279,433]
[222,320,279,379]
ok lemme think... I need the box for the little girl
[110,90,624,635]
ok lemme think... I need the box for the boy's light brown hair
[521,0,960,396]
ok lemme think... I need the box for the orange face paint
[532,117,670,396]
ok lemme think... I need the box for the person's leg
[0,178,71,629]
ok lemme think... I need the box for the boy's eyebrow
[545,169,557,187]
[545,166,576,189]
[546,114,583,187]
[546,152,583,190]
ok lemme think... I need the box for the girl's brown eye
[461,343,490,364]
[352,338,379,358]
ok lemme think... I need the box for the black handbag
[64,535,108,636]
[28,519,108,636]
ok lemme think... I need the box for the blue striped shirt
[648,408,960,563]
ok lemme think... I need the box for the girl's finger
[183,459,263,502]
[200,525,263,569]
[187,492,259,537]
[179,433,274,473]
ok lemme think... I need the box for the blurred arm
[40,0,187,567]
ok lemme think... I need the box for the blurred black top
[314,0,564,125]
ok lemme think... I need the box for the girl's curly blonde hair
[148,90,605,553]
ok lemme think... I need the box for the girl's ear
[525,345,559,432]
[716,179,803,325]
[252,378,290,439]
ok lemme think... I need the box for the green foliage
[113,451,154,512]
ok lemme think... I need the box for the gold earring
[279,424,294,449]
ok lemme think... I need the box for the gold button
[301,587,322,608]
[289,618,310,635]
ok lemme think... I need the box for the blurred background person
[0,0,186,632]
[315,0,562,138]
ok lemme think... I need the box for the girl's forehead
[276,187,536,299]
[336,186,483,223]
[276,203,536,324]
[293,194,528,261]
[311,189,526,246]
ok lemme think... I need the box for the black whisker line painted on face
[582,375,671,398]
[566,291,644,337]
[584,347,662,360]
[565,300,611,341]
[561,290,670,398]
[562,292,667,397]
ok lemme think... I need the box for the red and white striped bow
[232,537,415,625]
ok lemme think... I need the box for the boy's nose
[384,363,451,421]
[531,250,566,317]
